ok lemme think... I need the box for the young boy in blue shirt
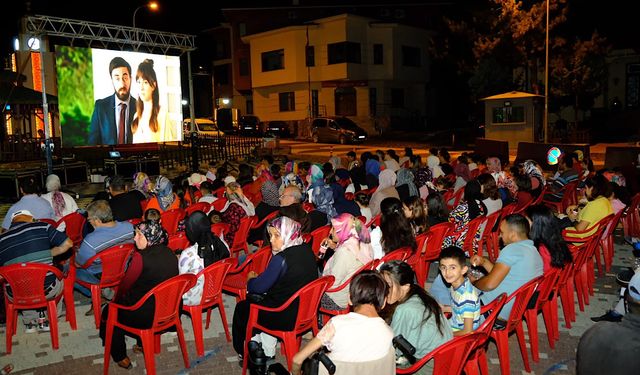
[439,246,481,336]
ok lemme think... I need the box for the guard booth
[481,91,543,148]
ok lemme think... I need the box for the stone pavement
[1,230,631,375]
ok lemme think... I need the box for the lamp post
[543,0,549,143]
[132,1,159,41]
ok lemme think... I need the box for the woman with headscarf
[396,167,418,202]
[280,172,305,196]
[308,164,338,221]
[331,182,361,217]
[232,216,318,359]
[131,172,153,201]
[221,182,255,246]
[41,174,79,222]
[453,162,471,192]
[365,154,381,188]
[179,211,230,306]
[99,220,177,370]
[427,151,444,179]
[523,159,546,198]
[442,180,487,249]
[145,175,180,213]
[487,157,517,201]
[369,169,400,218]
[320,213,374,310]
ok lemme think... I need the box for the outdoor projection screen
[55,46,183,146]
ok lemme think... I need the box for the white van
[183,118,225,138]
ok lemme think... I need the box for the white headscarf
[378,169,397,190]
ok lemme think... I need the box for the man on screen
[88,57,137,145]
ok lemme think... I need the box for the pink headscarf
[454,163,471,182]
[328,213,373,265]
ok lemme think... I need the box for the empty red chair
[524,269,560,361]
[229,216,257,257]
[168,232,191,253]
[309,225,332,258]
[185,202,211,216]
[103,274,197,375]
[211,197,228,212]
[241,276,335,374]
[223,246,272,301]
[486,276,542,375]
[160,208,185,235]
[183,260,233,357]
[0,263,77,353]
[57,212,86,248]
[66,243,135,328]
[397,331,487,375]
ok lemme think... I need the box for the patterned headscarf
[326,213,373,270]
[45,174,66,219]
[280,173,305,195]
[523,160,546,185]
[396,168,419,197]
[267,216,303,253]
[155,176,175,211]
[135,220,168,248]
[486,157,502,174]
[308,164,325,189]
[133,172,152,198]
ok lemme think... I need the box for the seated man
[108,176,142,222]
[543,154,578,203]
[292,271,395,375]
[75,200,134,314]
[470,214,543,320]
[0,210,73,332]
[577,271,640,375]
[2,177,54,232]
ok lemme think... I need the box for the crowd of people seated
[0,146,636,374]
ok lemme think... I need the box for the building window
[239,58,249,76]
[262,49,284,72]
[239,23,247,37]
[391,88,404,108]
[306,46,315,67]
[328,42,361,65]
[492,106,525,124]
[279,92,295,112]
[402,46,421,67]
[335,87,356,116]
[373,44,383,65]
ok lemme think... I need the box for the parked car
[183,118,224,141]
[239,115,261,135]
[264,120,291,138]
[311,117,367,144]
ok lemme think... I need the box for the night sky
[1,1,635,63]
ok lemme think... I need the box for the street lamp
[543,0,549,143]
[133,1,159,40]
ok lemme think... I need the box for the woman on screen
[131,59,168,143]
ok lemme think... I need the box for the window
[402,46,421,67]
[492,106,525,124]
[391,88,404,108]
[261,49,284,72]
[373,44,383,65]
[306,46,315,67]
[279,92,295,112]
[328,42,361,65]
[239,23,247,37]
[239,58,249,76]
[335,87,356,116]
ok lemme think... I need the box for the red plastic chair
[553,262,577,332]
[309,225,332,258]
[57,212,87,248]
[344,192,354,200]
[0,263,77,353]
[183,260,233,357]
[523,268,560,361]
[67,243,135,328]
[420,222,455,284]
[212,186,226,199]
[444,188,465,211]
[39,218,58,227]
[168,232,191,253]
[160,208,185,235]
[241,276,335,374]
[397,331,487,375]
[318,260,378,322]
[622,193,640,238]
[366,213,381,228]
[379,247,413,263]
[222,246,272,301]
[302,202,315,212]
[140,198,152,214]
[479,210,501,260]
[103,274,197,375]
[486,276,542,375]
[599,208,624,274]
[211,197,228,212]
[543,181,579,214]
[462,215,487,257]
[250,211,279,248]
[211,222,230,239]
[464,293,508,375]
[406,232,429,287]
[184,202,211,216]
[229,216,257,257]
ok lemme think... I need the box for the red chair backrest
[424,222,455,260]
[212,186,226,198]
[168,232,191,252]
[302,202,315,213]
[532,269,560,311]
[476,293,507,336]
[197,260,233,305]
[57,212,86,247]
[211,197,228,212]
[247,246,273,275]
[141,274,197,328]
[140,198,152,213]
[344,192,354,201]
[504,276,542,332]
[309,225,332,258]
[185,202,211,216]
[290,276,334,331]
[483,210,502,238]
[326,260,378,293]
[603,208,624,239]
[500,203,517,217]
[211,223,230,238]
[231,216,256,249]
[380,247,412,263]
[251,210,279,229]
[367,213,381,228]
[160,208,185,235]
[462,215,487,256]
[0,263,63,307]
[79,243,135,286]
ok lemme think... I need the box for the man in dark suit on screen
[88,57,136,145]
